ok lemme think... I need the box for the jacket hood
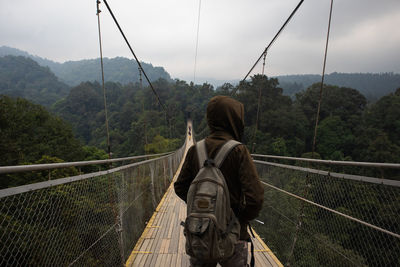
[206,96,244,141]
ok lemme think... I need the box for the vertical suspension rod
[287,1,334,265]
[193,0,202,84]
[312,0,334,155]
[96,2,125,265]
[96,0,111,159]
[251,53,267,153]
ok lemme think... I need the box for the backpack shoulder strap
[214,140,241,168]
[196,139,208,169]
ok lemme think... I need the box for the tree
[316,116,354,159]
[144,135,180,154]
[0,96,84,188]
[365,88,400,147]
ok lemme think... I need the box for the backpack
[184,139,241,262]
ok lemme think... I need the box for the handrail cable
[231,0,304,96]
[287,1,334,264]
[254,160,400,187]
[96,1,112,158]
[102,0,166,112]
[0,153,173,199]
[193,0,202,84]
[0,152,172,174]
[252,154,400,169]
[261,180,400,239]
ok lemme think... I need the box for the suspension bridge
[0,121,399,266]
[1,0,399,266]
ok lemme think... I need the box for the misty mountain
[0,46,58,69]
[1,46,399,102]
[275,72,400,101]
[0,46,172,86]
[0,55,69,107]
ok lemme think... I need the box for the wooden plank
[168,209,181,253]
[181,253,189,267]
[175,253,182,266]
[171,253,177,266]
[177,201,186,255]
[148,249,159,267]
[153,253,162,267]
[132,238,150,266]
[252,236,277,267]
[167,212,176,238]
[137,237,155,267]
[252,229,284,267]
[142,202,165,265]
[159,239,167,254]
[148,207,172,266]
[156,207,172,247]
[157,254,167,267]
[165,254,172,266]
[159,238,171,254]
[148,189,176,266]
[252,239,267,266]
[152,203,170,248]
[142,252,154,267]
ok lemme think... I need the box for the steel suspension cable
[102,0,166,112]
[193,0,202,84]
[231,0,304,96]
[312,0,334,155]
[287,1,335,265]
[96,1,111,159]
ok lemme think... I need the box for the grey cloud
[0,0,399,80]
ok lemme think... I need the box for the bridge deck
[126,133,282,267]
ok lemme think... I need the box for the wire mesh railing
[252,155,400,267]
[0,147,185,266]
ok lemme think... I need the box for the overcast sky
[1,0,399,82]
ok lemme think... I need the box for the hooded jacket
[174,95,264,240]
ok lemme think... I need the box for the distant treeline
[276,72,400,101]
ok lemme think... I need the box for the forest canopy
[0,53,399,187]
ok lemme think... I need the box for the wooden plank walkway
[126,127,283,266]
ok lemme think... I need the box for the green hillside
[0,46,172,86]
[0,55,69,107]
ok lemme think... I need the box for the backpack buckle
[203,159,215,167]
